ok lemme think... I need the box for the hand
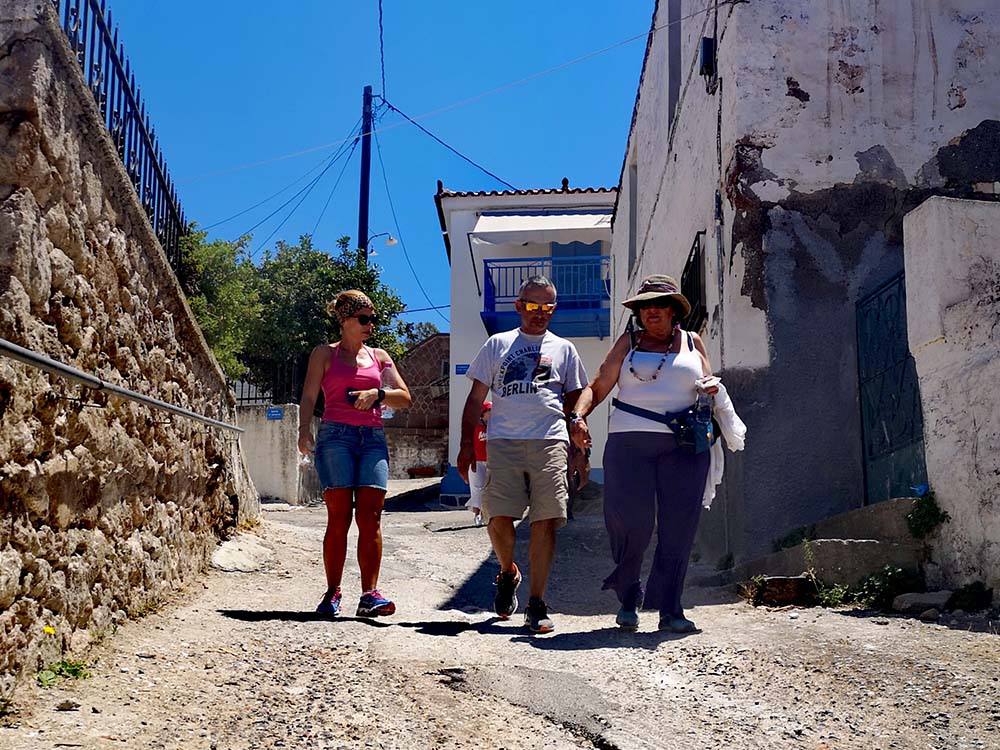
[571,448,590,490]
[457,443,475,483]
[570,419,591,450]
[297,429,314,456]
[695,375,720,396]
[350,388,379,410]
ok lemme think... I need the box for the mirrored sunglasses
[352,313,379,326]
[519,300,556,314]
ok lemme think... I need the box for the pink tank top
[321,344,386,427]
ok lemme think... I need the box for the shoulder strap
[686,331,694,352]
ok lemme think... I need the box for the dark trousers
[602,431,711,616]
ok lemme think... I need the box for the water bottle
[695,392,714,451]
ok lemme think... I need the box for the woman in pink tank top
[297,290,412,618]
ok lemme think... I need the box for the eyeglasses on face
[352,313,379,326]
[636,300,674,311]
[518,300,556,314]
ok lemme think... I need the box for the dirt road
[4,487,999,749]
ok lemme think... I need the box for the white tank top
[608,331,703,434]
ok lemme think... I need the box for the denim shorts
[314,421,390,491]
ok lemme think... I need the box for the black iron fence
[51,0,187,269]
[231,354,324,417]
[681,232,707,332]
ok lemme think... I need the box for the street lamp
[365,232,398,259]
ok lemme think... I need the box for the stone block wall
[0,1,257,694]
[384,427,448,479]
[904,197,1000,591]
[383,334,449,430]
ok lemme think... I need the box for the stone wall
[904,197,1000,591]
[383,334,449,430]
[0,1,257,694]
[611,0,1000,565]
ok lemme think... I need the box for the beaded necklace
[627,326,677,383]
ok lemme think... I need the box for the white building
[434,180,618,497]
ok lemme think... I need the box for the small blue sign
[266,407,284,421]
[455,364,469,375]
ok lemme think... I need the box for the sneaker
[493,563,521,619]
[524,598,555,633]
[316,589,342,617]
[473,513,484,527]
[615,607,639,632]
[658,614,697,633]
[616,584,642,631]
[356,589,396,617]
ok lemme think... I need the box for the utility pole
[357,85,373,264]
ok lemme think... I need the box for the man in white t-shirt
[457,276,588,633]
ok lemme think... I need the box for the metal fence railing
[230,354,324,417]
[681,233,707,331]
[483,256,611,312]
[52,0,187,270]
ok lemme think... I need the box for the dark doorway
[856,272,928,504]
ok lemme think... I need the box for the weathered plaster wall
[904,197,1000,591]
[0,2,257,693]
[383,427,448,479]
[611,0,1000,563]
[237,405,298,503]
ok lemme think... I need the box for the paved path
[4,490,999,749]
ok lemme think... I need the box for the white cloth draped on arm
[703,382,747,509]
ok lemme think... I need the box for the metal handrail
[0,337,242,433]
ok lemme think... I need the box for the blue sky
[107,1,654,329]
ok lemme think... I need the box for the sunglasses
[518,300,557,314]
[636,300,675,311]
[352,313,379,326]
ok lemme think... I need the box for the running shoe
[658,614,697,633]
[356,589,396,617]
[524,597,555,633]
[493,563,521,619]
[315,589,342,617]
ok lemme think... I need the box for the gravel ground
[3,487,999,749]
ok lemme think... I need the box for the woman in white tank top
[569,275,718,634]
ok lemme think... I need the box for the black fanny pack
[612,397,718,454]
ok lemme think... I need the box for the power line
[398,305,450,314]
[378,0,387,98]
[249,138,360,260]
[380,98,516,190]
[235,135,358,247]
[310,139,362,237]
[373,128,449,324]
[200,116,363,230]
[182,1,742,181]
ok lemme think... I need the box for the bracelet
[568,410,585,424]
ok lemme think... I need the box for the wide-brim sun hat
[621,274,691,318]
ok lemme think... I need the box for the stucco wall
[904,197,1000,591]
[237,405,299,503]
[611,0,1000,563]
[0,1,257,693]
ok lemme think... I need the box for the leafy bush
[850,565,925,610]
[906,492,950,539]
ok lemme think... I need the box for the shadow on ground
[438,515,741,618]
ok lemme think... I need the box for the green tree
[179,228,261,379]
[399,320,440,349]
[247,235,408,369]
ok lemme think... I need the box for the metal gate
[856,272,928,504]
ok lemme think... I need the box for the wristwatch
[375,388,386,405]
[568,410,585,424]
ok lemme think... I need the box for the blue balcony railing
[482,256,611,338]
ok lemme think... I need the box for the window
[627,163,638,275]
[681,232,707,332]
[440,358,450,379]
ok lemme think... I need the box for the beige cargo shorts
[481,438,568,529]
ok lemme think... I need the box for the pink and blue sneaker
[315,588,342,617]
[356,589,396,617]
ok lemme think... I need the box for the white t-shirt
[466,328,587,442]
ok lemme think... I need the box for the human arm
[690,332,720,395]
[298,344,331,455]
[569,333,631,449]
[349,349,413,410]
[457,379,491,483]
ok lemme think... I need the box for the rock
[892,590,952,613]
[919,608,940,621]
[210,536,273,573]
[55,699,80,711]
[742,575,818,607]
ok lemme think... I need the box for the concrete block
[892,590,953,613]
[735,539,922,586]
